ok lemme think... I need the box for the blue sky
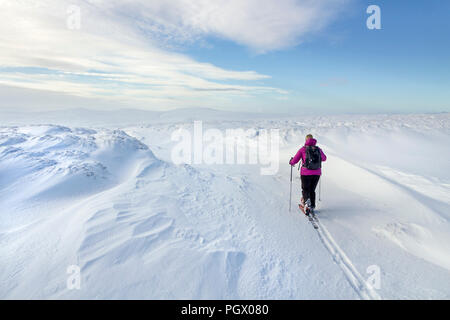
[183,0,450,113]
[0,0,449,114]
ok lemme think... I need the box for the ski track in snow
[312,215,381,300]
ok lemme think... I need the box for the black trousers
[301,175,320,207]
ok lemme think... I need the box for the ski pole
[289,158,293,212]
[319,176,322,202]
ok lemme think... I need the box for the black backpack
[303,146,322,170]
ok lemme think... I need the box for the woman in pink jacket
[289,134,327,213]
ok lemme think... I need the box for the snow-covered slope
[1,112,449,299]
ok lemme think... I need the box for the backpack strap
[301,146,310,168]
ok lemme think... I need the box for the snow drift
[0,111,449,299]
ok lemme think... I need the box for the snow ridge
[1,113,449,299]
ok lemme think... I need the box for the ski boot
[305,199,312,216]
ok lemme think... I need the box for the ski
[298,204,318,229]
[308,215,319,229]
[311,211,319,224]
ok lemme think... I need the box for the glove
[289,157,294,166]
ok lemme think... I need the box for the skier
[289,134,327,215]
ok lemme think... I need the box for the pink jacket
[289,138,327,176]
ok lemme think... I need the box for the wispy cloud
[0,0,348,110]
[114,0,350,53]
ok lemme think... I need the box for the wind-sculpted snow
[0,112,449,299]
[0,126,151,228]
